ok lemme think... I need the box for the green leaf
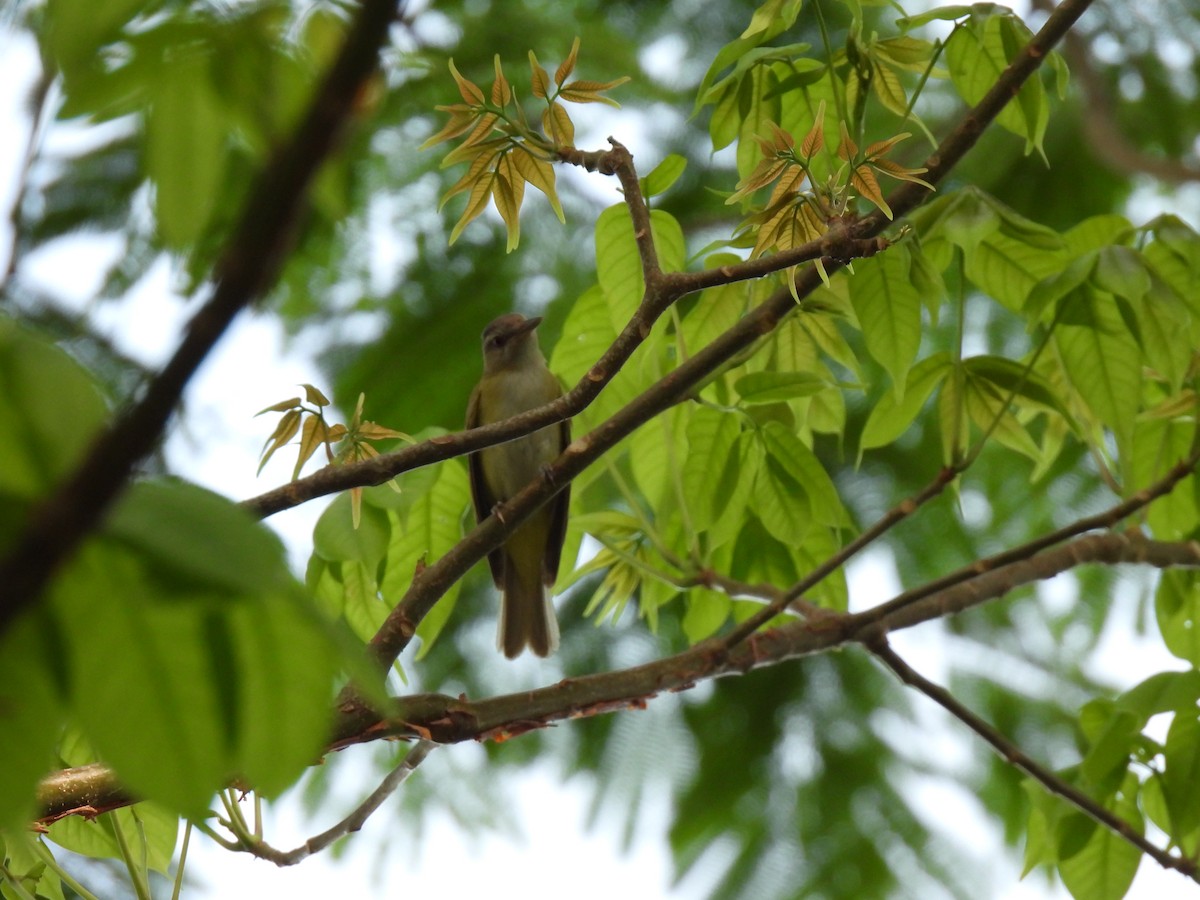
[1025,254,1096,323]
[938,363,968,464]
[848,245,923,396]
[107,480,292,595]
[683,406,743,534]
[51,541,337,814]
[1079,706,1137,787]
[1163,712,1200,840]
[631,407,688,510]
[595,205,686,329]
[313,492,391,566]
[48,803,178,872]
[751,426,811,543]
[0,614,65,830]
[383,459,472,657]
[641,154,688,198]
[1057,775,1142,900]
[945,10,1048,157]
[1123,280,1192,393]
[961,355,1073,421]
[45,0,153,73]
[337,559,389,643]
[0,316,109,500]
[550,285,640,446]
[709,430,765,549]
[1155,570,1200,667]
[682,587,732,643]
[896,5,973,28]
[759,422,845,528]
[680,277,750,356]
[147,51,226,247]
[860,352,952,454]
[735,371,828,403]
[1053,287,1141,455]
[1117,670,1200,723]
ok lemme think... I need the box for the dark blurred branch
[870,639,1200,882]
[1032,0,1200,184]
[0,0,408,638]
[1,45,53,291]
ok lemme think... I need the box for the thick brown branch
[870,640,1200,882]
[0,0,408,638]
[37,532,1200,824]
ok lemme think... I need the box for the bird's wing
[466,385,505,588]
[544,415,571,586]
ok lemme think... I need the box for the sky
[1,13,1198,900]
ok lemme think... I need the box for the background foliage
[3,0,1200,898]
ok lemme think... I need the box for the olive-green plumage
[466,314,569,658]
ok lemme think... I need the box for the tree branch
[37,531,1200,826]
[869,639,1200,882]
[0,0,409,638]
[857,442,1200,630]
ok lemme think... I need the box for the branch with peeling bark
[39,530,1200,869]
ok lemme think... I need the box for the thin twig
[721,464,961,650]
[869,639,1200,881]
[857,443,1200,631]
[230,741,435,867]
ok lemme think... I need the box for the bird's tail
[498,557,559,658]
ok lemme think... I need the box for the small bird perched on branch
[466,313,570,657]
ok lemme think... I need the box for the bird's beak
[514,316,542,335]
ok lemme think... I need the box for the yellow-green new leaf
[448,174,494,245]
[491,164,524,252]
[257,408,302,475]
[301,383,330,406]
[800,101,826,159]
[491,55,512,106]
[441,144,504,208]
[255,396,301,416]
[293,413,329,480]
[448,58,485,105]
[512,146,565,222]
[560,77,631,106]
[529,51,551,99]
[542,101,575,146]
[555,36,581,87]
[419,106,479,151]
[851,164,892,219]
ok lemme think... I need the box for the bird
[466,313,570,657]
